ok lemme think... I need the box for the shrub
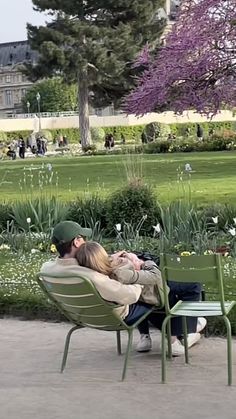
[103,125,145,143]
[68,194,108,233]
[91,127,105,143]
[107,182,160,235]
[40,130,53,141]
[0,131,7,142]
[144,140,171,153]
[6,130,31,141]
[49,128,80,143]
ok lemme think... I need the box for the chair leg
[61,325,81,373]
[116,331,122,355]
[121,330,133,381]
[167,319,172,359]
[182,316,189,364]
[161,316,171,384]
[223,316,233,386]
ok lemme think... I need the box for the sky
[0,0,50,43]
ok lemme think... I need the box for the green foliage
[6,130,31,141]
[169,121,236,137]
[103,125,145,143]
[11,197,69,234]
[0,203,13,230]
[40,130,53,141]
[107,182,160,235]
[68,194,108,232]
[50,128,80,143]
[27,1,165,108]
[91,127,105,143]
[0,131,7,142]
[22,78,78,113]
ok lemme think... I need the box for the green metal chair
[37,272,154,381]
[160,253,236,386]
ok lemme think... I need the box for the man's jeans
[125,281,201,337]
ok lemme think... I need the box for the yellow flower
[50,244,57,253]
[180,251,191,256]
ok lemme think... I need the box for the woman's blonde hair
[76,241,113,276]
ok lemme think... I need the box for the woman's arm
[113,260,163,286]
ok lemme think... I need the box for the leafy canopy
[126,0,236,116]
[22,78,78,113]
[26,0,166,107]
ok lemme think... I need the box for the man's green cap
[52,221,92,243]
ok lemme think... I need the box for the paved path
[0,319,236,419]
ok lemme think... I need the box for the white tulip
[229,228,236,237]
[26,217,31,224]
[31,248,40,254]
[116,224,121,232]
[153,223,161,233]
[212,216,218,224]
[233,218,236,225]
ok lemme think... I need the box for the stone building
[0,41,38,115]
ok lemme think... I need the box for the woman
[75,241,198,356]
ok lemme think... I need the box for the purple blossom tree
[126,0,236,116]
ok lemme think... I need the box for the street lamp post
[36,92,41,132]
[26,101,30,115]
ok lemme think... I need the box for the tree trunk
[78,66,91,149]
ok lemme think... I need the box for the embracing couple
[41,221,206,356]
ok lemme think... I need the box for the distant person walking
[18,137,26,159]
[196,124,204,141]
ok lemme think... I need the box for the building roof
[0,40,38,68]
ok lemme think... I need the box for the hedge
[4,121,236,145]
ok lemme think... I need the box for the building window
[21,88,26,98]
[5,90,12,106]
[5,74,11,83]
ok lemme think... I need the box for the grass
[1,151,236,204]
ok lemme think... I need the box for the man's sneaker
[187,332,201,348]
[136,334,152,352]
[197,317,207,333]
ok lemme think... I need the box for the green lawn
[1,151,236,204]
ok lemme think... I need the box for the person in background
[18,137,26,159]
[196,124,204,141]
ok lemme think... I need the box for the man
[41,221,206,356]
[40,221,144,322]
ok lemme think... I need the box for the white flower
[31,248,40,254]
[212,216,218,224]
[26,217,31,224]
[116,224,121,232]
[153,223,161,233]
[233,218,236,225]
[229,228,236,237]
[143,214,148,220]
[0,244,10,250]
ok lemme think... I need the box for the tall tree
[126,0,236,116]
[22,78,78,113]
[26,0,165,148]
